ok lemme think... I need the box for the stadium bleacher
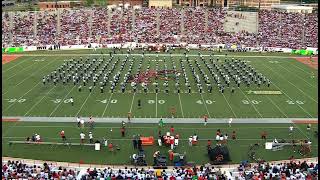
[2,158,318,179]
[2,7,318,48]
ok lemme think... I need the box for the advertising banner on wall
[3,47,24,53]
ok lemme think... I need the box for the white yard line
[262,63,318,104]
[266,97,310,138]
[155,93,158,118]
[277,64,317,89]
[266,96,288,118]
[221,93,237,118]
[129,93,136,113]
[178,93,185,118]
[2,56,33,73]
[262,76,314,118]
[289,62,316,75]
[76,87,96,116]
[18,53,302,59]
[239,88,263,118]
[101,93,113,117]
[3,81,42,113]
[4,62,36,81]
[292,123,309,139]
[2,58,57,96]
[200,93,211,118]
[24,86,57,116]
[49,86,76,117]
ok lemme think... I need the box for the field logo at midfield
[128,69,182,84]
[2,55,22,64]
[246,90,282,95]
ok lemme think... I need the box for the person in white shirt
[188,136,192,146]
[228,118,233,127]
[76,117,81,127]
[224,134,228,140]
[80,119,85,129]
[70,97,74,106]
[80,132,85,144]
[89,132,93,143]
[289,125,294,135]
[35,134,41,142]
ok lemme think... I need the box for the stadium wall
[17,43,317,54]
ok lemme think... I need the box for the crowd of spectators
[36,11,58,46]
[59,9,91,45]
[2,160,77,179]
[235,160,318,179]
[2,159,318,179]
[2,7,318,49]
[11,11,35,47]
[2,12,11,48]
[81,166,230,179]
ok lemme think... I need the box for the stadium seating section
[1,8,318,48]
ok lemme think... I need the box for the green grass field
[2,122,318,165]
[2,50,318,165]
[2,51,318,118]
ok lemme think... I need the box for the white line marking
[221,93,237,118]
[262,75,313,117]
[2,58,57,96]
[289,61,316,75]
[178,93,185,118]
[156,93,158,118]
[262,62,318,104]
[266,96,288,118]
[4,62,36,81]
[101,93,113,117]
[1,124,298,129]
[3,81,42,113]
[277,64,317,89]
[239,88,263,118]
[129,92,135,113]
[292,123,309,139]
[49,86,76,117]
[2,56,32,73]
[200,93,211,118]
[24,86,56,116]
[16,53,305,59]
[76,87,95,116]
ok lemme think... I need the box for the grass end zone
[294,57,318,70]
[2,55,23,65]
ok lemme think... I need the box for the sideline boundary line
[7,53,312,59]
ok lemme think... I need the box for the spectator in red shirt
[108,143,114,152]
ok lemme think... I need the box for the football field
[2,50,318,165]
[2,51,318,119]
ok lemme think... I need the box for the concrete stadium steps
[223,11,258,34]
